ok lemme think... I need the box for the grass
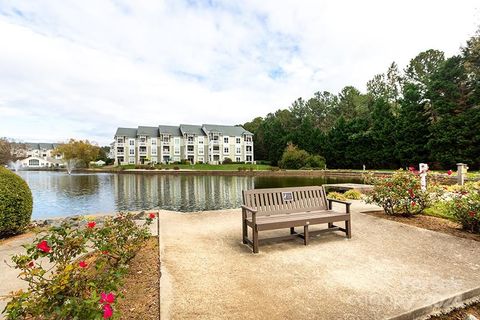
[119,163,273,171]
[423,201,456,221]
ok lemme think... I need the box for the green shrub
[0,167,33,237]
[222,158,233,164]
[448,182,480,233]
[306,155,326,168]
[278,144,309,169]
[327,192,347,201]
[344,189,362,200]
[173,166,180,170]
[364,170,440,216]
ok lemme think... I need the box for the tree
[0,138,26,165]
[55,139,101,167]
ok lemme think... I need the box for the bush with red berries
[3,212,156,319]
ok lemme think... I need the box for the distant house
[90,160,106,166]
[25,143,63,160]
[20,156,64,168]
[113,124,254,165]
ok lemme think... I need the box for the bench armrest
[241,205,257,224]
[241,205,257,213]
[327,198,351,213]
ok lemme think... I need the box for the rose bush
[448,182,480,233]
[364,170,441,216]
[3,212,155,319]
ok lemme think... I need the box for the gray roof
[179,124,206,136]
[115,127,137,138]
[202,124,253,136]
[159,125,181,136]
[25,143,58,150]
[137,126,159,137]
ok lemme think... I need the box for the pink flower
[28,261,35,268]
[102,304,113,319]
[100,292,115,304]
[447,170,453,176]
[408,166,415,172]
[36,240,51,253]
[408,189,415,198]
[79,261,88,268]
[411,201,416,206]
[102,250,109,255]
[149,212,156,219]
[469,211,476,218]
[87,221,96,229]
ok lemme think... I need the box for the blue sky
[0,0,478,145]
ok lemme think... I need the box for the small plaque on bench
[282,192,293,202]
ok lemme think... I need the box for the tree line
[243,29,480,170]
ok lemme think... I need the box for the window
[213,145,219,152]
[245,136,252,142]
[174,147,180,155]
[140,137,146,143]
[198,147,204,155]
[129,139,135,146]
[151,138,157,145]
[187,136,194,143]
[224,147,229,154]
[224,137,229,144]
[139,146,147,153]
[29,159,39,166]
[246,155,252,162]
[213,135,219,141]
[246,146,252,152]
[174,138,180,145]
[117,147,124,153]
[163,136,169,143]
[236,157,241,162]
[117,138,124,143]
[236,137,241,144]
[152,147,157,155]
[117,156,124,163]
[129,149,134,155]
[198,137,204,144]
[198,157,204,162]
[236,147,241,154]
[129,157,135,164]
[187,145,194,152]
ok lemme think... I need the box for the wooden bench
[241,186,351,253]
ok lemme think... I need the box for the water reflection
[17,171,360,219]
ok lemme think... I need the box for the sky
[0,1,478,145]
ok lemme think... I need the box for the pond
[17,171,362,219]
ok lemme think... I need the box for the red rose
[149,213,156,219]
[408,166,415,172]
[469,211,476,218]
[102,250,109,255]
[102,303,113,319]
[36,240,51,253]
[408,189,415,198]
[100,292,115,304]
[411,201,416,206]
[28,261,35,268]
[447,170,453,176]
[87,221,96,229]
[79,261,88,268]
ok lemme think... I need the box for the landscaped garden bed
[2,212,158,320]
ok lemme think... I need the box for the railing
[116,152,124,156]
[139,151,147,155]
[116,143,124,147]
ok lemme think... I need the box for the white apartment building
[25,143,63,160]
[113,124,254,165]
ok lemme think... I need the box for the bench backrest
[242,186,328,216]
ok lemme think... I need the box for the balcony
[210,140,220,145]
[116,152,124,156]
[245,140,253,145]
[139,151,147,155]
[116,143,124,147]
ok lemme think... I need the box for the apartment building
[25,143,63,160]
[113,124,254,165]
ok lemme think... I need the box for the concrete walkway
[159,202,480,320]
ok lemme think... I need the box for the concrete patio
[159,201,480,320]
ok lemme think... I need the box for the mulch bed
[117,237,159,320]
[362,210,480,242]
[363,210,480,319]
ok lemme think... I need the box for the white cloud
[0,0,478,144]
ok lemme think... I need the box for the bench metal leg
[304,225,309,245]
[328,222,333,228]
[345,220,352,239]
[253,226,259,253]
[290,227,295,234]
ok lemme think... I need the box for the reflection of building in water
[113,174,255,212]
